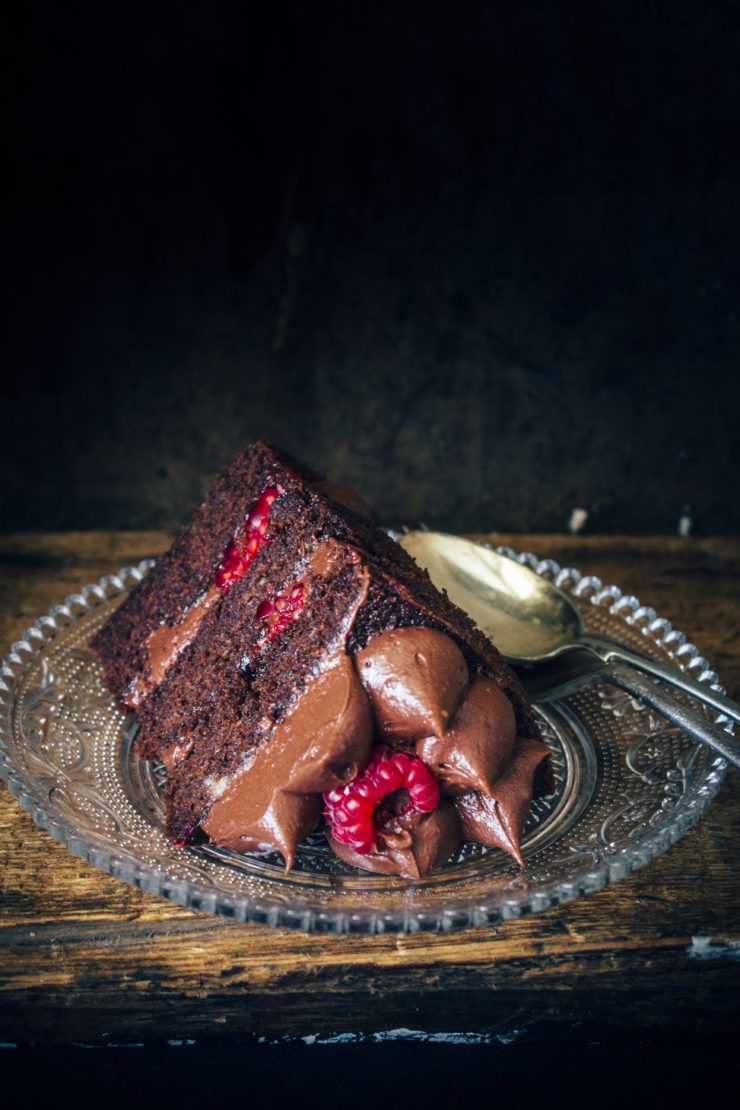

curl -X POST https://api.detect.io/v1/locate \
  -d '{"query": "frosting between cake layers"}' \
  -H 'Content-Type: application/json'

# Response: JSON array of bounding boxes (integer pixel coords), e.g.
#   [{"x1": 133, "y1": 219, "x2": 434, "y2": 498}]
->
[
  {"x1": 126, "y1": 584, "x2": 222, "y2": 709},
  {"x1": 160, "y1": 737, "x2": 194, "y2": 774}
]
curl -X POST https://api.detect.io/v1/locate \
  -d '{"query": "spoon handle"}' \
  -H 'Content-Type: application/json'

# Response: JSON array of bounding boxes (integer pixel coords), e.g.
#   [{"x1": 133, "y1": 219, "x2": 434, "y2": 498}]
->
[
  {"x1": 604, "y1": 661, "x2": 740, "y2": 768},
  {"x1": 581, "y1": 634, "x2": 740, "y2": 725}
]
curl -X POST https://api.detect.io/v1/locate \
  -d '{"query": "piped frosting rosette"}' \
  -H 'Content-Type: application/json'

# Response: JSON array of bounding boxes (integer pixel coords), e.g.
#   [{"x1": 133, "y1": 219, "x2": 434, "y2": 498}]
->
[{"x1": 325, "y1": 627, "x2": 552, "y2": 877}]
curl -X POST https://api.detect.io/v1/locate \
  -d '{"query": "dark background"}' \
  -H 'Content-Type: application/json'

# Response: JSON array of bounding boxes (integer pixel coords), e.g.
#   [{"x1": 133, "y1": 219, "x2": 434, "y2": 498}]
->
[
  {"x1": 3, "y1": 5, "x2": 739, "y2": 1093},
  {"x1": 4, "y1": 1, "x2": 739, "y2": 534}
]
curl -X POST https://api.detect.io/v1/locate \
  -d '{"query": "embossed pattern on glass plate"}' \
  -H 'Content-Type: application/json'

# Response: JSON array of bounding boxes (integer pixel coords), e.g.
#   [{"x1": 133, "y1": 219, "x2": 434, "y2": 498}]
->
[{"x1": 0, "y1": 549, "x2": 730, "y2": 933}]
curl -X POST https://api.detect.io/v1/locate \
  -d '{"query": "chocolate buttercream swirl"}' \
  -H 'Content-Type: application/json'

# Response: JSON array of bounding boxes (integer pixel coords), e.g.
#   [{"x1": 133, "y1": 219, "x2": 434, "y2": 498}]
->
[
  {"x1": 349, "y1": 627, "x2": 552, "y2": 875},
  {"x1": 455, "y1": 737, "x2": 552, "y2": 866},
  {"x1": 125, "y1": 584, "x2": 221, "y2": 709},
  {"x1": 416, "y1": 676, "x2": 516, "y2": 796},
  {"x1": 354, "y1": 627, "x2": 469, "y2": 742}
]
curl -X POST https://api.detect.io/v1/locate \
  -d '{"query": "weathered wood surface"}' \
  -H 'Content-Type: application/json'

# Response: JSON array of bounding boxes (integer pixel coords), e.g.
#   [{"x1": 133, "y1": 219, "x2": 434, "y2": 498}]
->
[{"x1": 1, "y1": 533, "x2": 738, "y2": 1044}]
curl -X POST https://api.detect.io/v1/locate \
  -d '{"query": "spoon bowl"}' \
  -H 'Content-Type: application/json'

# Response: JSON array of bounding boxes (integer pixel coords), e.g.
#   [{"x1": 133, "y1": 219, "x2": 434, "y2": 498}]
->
[
  {"x1": 400, "y1": 531, "x2": 582, "y2": 663},
  {"x1": 399, "y1": 530, "x2": 740, "y2": 767}
]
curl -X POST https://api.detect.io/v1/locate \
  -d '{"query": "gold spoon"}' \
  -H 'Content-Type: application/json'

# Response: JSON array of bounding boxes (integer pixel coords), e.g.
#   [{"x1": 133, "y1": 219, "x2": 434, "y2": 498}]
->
[{"x1": 400, "y1": 531, "x2": 740, "y2": 768}]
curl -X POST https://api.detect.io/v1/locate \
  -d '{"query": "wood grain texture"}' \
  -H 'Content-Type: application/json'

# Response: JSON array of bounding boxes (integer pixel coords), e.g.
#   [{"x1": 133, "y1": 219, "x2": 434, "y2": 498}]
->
[{"x1": 1, "y1": 533, "x2": 738, "y2": 1044}]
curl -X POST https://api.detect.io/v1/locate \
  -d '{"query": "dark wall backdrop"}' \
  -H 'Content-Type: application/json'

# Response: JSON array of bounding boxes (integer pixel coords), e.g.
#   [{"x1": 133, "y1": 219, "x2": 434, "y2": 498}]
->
[{"x1": 5, "y1": 2, "x2": 739, "y2": 534}]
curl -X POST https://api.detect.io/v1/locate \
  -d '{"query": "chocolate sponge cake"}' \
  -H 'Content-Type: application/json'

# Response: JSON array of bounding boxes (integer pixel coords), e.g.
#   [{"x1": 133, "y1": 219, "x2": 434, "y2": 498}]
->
[{"x1": 92, "y1": 442, "x2": 551, "y2": 878}]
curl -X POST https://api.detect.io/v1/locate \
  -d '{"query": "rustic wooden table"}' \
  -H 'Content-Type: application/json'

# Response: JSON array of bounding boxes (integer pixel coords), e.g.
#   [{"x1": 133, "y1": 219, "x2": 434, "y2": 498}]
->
[{"x1": 1, "y1": 532, "x2": 738, "y2": 1046}]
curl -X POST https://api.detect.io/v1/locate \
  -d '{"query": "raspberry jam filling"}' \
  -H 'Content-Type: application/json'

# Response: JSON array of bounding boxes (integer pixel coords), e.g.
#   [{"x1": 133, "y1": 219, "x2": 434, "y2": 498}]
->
[
  {"x1": 324, "y1": 745, "x2": 440, "y2": 854},
  {"x1": 214, "y1": 484, "x2": 285, "y2": 592},
  {"x1": 255, "y1": 582, "x2": 306, "y2": 651},
  {"x1": 172, "y1": 820, "x2": 202, "y2": 849}
]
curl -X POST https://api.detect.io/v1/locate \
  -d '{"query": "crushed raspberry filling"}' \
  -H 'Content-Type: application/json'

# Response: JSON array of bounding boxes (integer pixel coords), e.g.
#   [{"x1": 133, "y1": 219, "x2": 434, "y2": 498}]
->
[
  {"x1": 172, "y1": 820, "x2": 201, "y2": 848},
  {"x1": 255, "y1": 582, "x2": 306, "y2": 650},
  {"x1": 214, "y1": 484, "x2": 285, "y2": 592},
  {"x1": 324, "y1": 746, "x2": 440, "y2": 855}
]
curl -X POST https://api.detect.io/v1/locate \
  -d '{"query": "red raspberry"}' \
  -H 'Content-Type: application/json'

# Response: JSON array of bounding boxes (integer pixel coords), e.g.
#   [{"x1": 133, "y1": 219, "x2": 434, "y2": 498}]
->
[
  {"x1": 255, "y1": 581, "x2": 306, "y2": 650},
  {"x1": 172, "y1": 821, "x2": 200, "y2": 848},
  {"x1": 247, "y1": 487, "x2": 279, "y2": 536},
  {"x1": 214, "y1": 485, "x2": 285, "y2": 592},
  {"x1": 324, "y1": 746, "x2": 440, "y2": 855},
  {"x1": 244, "y1": 532, "x2": 261, "y2": 559},
  {"x1": 214, "y1": 542, "x2": 249, "y2": 590}
]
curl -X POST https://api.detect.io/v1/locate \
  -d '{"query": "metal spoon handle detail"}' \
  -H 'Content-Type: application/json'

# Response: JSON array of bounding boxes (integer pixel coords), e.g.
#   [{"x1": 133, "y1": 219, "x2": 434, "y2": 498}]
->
[
  {"x1": 605, "y1": 661, "x2": 740, "y2": 768},
  {"x1": 581, "y1": 634, "x2": 740, "y2": 725}
]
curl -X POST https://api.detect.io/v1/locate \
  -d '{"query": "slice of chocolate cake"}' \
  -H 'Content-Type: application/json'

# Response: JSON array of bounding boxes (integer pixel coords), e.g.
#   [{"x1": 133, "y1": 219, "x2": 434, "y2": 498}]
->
[{"x1": 93, "y1": 442, "x2": 552, "y2": 878}]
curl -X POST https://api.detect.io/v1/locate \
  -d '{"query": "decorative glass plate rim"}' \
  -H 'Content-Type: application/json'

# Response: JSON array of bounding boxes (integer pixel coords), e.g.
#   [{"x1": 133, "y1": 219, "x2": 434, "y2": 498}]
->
[{"x1": 0, "y1": 543, "x2": 730, "y2": 934}]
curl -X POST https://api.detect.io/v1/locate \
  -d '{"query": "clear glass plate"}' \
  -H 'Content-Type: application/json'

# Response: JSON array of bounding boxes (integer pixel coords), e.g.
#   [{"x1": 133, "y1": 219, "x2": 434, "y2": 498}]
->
[{"x1": 0, "y1": 546, "x2": 729, "y2": 933}]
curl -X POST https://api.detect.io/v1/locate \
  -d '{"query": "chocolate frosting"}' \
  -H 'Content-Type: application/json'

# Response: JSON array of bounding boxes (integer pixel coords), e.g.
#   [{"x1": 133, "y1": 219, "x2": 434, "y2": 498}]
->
[
  {"x1": 308, "y1": 537, "x2": 362, "y2": 579},
  {"x1": 126, "y1": 584, "x2": 221, "y2": 709},
  {"x1": 159, "y1": 738, "x2": 194, "y2": 774},
  {"x1": 202, "y1": 652, "x2": 373, "y2": 870},
  {"x1": 355, "y1": 627, "x2": 469, "y2": 742},
  {"x1": 416, "y1": 676, "x2": 516, "y2": 796},
  {"x1": 328, "y1": 800, "x2": 461, "y2": 880},
  {"x1": 455, "y1": 737, "x2": 552, "y2": 866}
]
